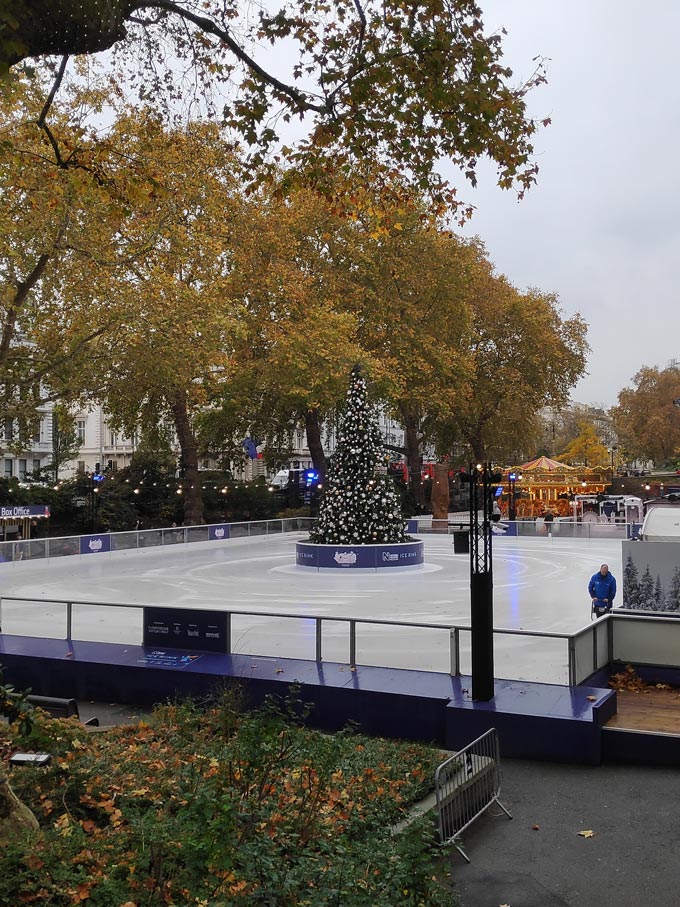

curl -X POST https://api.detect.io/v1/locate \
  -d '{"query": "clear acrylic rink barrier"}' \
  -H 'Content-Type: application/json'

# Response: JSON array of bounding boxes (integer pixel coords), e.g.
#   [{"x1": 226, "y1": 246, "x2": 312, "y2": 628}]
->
[{"x1": 0, "y1": 518, "x2": 672, "y2": 687}]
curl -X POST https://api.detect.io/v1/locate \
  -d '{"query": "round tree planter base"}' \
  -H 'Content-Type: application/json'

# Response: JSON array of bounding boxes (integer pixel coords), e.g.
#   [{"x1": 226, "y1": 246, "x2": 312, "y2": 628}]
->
[{"x1": 296, "y1": 539, "x2": 424, "y2": 569}]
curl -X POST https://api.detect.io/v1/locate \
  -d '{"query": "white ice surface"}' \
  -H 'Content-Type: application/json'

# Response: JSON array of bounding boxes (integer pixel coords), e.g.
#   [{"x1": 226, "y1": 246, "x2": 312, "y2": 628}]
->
[{"x1": 0, "y1": 533, "x2": 622, "y2": 684}]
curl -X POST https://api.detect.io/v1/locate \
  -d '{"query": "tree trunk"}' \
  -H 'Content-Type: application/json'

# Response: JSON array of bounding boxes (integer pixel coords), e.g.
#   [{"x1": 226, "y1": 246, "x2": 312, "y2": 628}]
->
[
  {"x1": 470, "y1": 435, "x2": 486, "y2": 463},
  {"x1": 169, "y1": 388, "x2": 204, "y2": 525},
  {"x1": 304, "y1": 408, "x2": 326, "y2": 484},
  {"x1": 431, "y1": 463, "x2": 450, "y2": 531},
  {"x1": 0, "y1": 767, "x2": 39, "y2": 839},
  {"x1": 402, "y1": 413, "x2": 425, "y2": 510}
]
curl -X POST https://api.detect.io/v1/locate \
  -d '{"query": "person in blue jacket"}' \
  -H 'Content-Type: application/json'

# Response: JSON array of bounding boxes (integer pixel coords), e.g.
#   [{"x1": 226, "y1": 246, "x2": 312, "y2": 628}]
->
[{"x1": 589, "y1": 563, "x2": 617, "y2": 616}]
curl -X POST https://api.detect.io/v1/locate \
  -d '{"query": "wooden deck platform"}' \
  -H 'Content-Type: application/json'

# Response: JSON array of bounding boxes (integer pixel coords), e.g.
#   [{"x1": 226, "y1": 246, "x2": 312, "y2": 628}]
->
[{"x1": 605, "y1": 688, "x2": 680, "y2": 736}]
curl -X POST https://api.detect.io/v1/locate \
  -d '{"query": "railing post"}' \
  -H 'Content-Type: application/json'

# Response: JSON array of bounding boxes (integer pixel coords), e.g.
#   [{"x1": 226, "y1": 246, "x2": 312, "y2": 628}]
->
[
  {"x1": 315, "y1": 618, "x2": 322, "y2": 662},
  {"x1": 568, "y1": 636, "x2": 576, "y2": 685},
  {"x1": 66, "y1": 602, "x2": 73, "y2": 642},
  {"x1": 225, "y1": 612, "x2": 231, "y2": 655},
  {"x1": 449, "y1": 628, "x2": 460, "y2": 676},
  {"x1": 608, "y1": 613, "x2": 614, "y2": 666},
  {"x1": 593, "y1": 621, "x2": 599, "y2": 675},
  {"x1": 349, "y1": 620, "x2": 356, "y2": 667}
]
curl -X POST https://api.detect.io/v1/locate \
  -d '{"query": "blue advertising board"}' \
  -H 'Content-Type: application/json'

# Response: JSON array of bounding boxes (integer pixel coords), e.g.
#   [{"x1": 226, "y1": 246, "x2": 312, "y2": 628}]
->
[
  {"x1": 79, "y1": 534, "x2": 112, "y2": 555},
  {"x1": 143, "y1": 607, "x2": 228, "y2": 653},
  {"x1": 296, "y1": 541, "x2": 424, "y2": 569},
  {"x1": 209, "y1": 524, "x2": 231, "y2": 541}
]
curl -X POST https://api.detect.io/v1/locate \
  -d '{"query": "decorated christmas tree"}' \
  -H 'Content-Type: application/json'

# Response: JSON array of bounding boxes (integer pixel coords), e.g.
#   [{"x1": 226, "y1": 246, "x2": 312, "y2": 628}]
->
[{"x1": 310, "y1": 367, "x2": 407, "y2": 545}]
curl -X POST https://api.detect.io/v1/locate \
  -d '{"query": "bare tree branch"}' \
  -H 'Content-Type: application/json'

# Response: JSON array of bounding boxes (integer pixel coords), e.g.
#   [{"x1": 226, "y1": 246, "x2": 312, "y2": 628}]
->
[
  {"x1": 140, "y1": 0, "x2": 329, "y2": 114},
  {"x1": 36, "y1": 55, "x2": 70, "y2": 168}
]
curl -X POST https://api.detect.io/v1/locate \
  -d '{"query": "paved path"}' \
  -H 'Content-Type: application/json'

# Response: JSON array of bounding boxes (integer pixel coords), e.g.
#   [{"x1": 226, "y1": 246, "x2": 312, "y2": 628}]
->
[{"x1": 452, "y1": 757, "x2": 680, "y2": 907}]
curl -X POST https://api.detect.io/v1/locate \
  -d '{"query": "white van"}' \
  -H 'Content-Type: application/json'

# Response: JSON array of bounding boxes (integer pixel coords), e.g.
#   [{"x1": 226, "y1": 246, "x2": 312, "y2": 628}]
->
[{"x1": 640, "y1": 503, "x2": 680, "y2": 541}]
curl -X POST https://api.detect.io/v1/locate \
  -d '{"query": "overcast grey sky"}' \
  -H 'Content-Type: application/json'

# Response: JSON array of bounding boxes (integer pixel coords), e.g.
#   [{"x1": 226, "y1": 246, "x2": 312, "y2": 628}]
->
[{"x1": 453, "y1": 1, "x2": 680, "y2": 408}]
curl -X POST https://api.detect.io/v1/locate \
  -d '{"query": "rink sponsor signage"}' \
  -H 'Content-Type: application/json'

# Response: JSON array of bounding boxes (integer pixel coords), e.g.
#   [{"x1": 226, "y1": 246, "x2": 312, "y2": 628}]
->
[
  {"x1": 0, "y1": 504, "x2": 50, "y2": 519},
  {"x1": 143, "y1": 607, "x2": 228, "y2": 652},
  {"x1": 79, "y1": 534, "x2": 111, "y2": 555},
  {"x1": 296, "y1": 541, "x2": 424, "y2": 569},
  {"x1": 209, "y1": 524, "x2": 231, "y2": 541}
]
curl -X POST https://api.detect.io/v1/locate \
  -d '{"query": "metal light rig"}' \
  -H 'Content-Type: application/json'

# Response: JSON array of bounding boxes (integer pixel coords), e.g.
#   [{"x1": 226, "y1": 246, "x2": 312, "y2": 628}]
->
[{"x1": 468, "y1": 462, "x2": 502, "y2": 701}]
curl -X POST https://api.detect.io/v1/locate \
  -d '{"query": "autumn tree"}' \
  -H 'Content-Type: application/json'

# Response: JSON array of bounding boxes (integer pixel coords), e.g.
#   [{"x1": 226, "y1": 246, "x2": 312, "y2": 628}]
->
[
  {"x1": 448, "y1": 262, "x2": 589, "y2": 462},
  {"x1": 200, "y1": 185, "x2": 372, "y2": 485},
  {"x1": 341, "y1": 208, "x2": 476, "y2": 507},
  {"x1": 91, "y1": 120, "x2": 247, "y2": 525},
  {"x1": 2, "y1": 1, "x2": 547, "y2": 216},
  {"x1": 0, "y1": 67, "x2": 173, "y2": 437},
  {"x1": 559, "y1": 419, "x2": 609, "y2": 467},
  {"x1": 612, "y1": 366, "x2": 680, "y2": 466},
  {"x1": 534, "y1": 403, "x2": 615, "y2": 461}
]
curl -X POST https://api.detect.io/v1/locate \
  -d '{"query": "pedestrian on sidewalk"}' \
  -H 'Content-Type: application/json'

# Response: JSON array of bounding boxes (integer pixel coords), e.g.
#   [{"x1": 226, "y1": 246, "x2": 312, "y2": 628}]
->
[{"x1": 589, "y1": 563, "x2": 616, "y2": 617}]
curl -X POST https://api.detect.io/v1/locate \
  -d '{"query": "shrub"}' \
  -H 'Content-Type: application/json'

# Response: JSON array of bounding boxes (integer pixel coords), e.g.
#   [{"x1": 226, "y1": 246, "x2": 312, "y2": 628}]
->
[{"x1": 2, "y1": 691, "x2": 455, "y2": 905}]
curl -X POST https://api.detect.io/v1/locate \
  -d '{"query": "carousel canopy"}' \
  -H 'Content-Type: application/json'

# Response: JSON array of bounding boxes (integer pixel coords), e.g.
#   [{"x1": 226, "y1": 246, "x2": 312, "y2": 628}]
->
[{"x1": 516, "y1": 456, "x2": 575, "y2": 472}]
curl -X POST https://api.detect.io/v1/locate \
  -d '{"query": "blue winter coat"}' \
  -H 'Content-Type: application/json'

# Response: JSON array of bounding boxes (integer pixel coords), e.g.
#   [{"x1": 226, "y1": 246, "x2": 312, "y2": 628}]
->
[{"x1": 589, "y1": 571, "x2": 617, "y2": 604}]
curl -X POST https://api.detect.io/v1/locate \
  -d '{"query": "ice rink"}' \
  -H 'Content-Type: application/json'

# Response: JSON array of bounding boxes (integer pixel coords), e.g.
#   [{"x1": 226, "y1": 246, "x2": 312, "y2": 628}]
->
[{"x1": 0, "y1": 532, "x2": 623, "y2": 684}]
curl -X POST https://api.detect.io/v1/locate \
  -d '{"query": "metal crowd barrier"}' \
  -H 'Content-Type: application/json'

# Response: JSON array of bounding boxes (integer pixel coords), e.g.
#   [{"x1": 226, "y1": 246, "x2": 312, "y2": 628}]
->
[{"x1": 434, "y1": 727, "x2": 511, "y2": 862}]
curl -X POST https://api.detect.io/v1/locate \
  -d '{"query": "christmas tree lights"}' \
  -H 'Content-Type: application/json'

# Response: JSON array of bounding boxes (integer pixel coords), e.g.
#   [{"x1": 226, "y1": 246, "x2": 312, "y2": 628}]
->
[{"x1": 310, "y1": 367, "x2": 407, "y2": 545}]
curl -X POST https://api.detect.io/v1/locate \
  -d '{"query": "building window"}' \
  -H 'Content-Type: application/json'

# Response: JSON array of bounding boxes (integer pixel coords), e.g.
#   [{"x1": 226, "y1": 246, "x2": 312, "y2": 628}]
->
[
  {"x1": 32, "y1": 422, "x2": 41, "y2": 443},
  {"x1": 110, "y1": 431, "x2": 118, "y2": 446},
  {"x1": 3, "y1": 419, "x2": 12, "y2": 442},
  {"x1": 77, "y1": 461, "x2": 85, "y2": 473},
  {"x1": 33, "y1": 459, "x2": 41, "y2": 474},
  {"x1": 18, "y1": 459, "x2": 27, "y2": 479},
  {"x1": 4, "y1": 458, "x2": 12, "y2": 477},
  {"x1": 77, "y1": 420, "x2": 86, "y2": 444}
]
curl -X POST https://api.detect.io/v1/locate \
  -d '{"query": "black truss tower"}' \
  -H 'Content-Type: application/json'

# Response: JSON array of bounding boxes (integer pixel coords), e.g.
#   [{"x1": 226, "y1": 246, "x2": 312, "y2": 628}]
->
[{"x1": 469, "y1": 462, "x2": 496, "y2": 701}]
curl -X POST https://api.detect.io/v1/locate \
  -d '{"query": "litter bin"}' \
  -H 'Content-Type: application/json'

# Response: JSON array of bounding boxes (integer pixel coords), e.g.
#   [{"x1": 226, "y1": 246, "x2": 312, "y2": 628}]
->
[{"x1": 452, "y1": 529, "x2": 469, "y2": 554}]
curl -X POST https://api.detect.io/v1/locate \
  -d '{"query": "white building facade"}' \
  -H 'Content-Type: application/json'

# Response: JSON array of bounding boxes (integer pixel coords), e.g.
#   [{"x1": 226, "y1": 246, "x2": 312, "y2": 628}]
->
[{"x1": 1, "y1": 404, "x2": 54, "y2": 481}]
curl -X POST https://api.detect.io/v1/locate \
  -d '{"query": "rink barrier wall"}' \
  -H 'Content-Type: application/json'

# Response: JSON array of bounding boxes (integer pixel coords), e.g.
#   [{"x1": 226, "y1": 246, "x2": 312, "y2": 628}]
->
[
  {"x1": 0, "y1": 635, "x2": 616, "y2": 763},
  {"x1": 0, "y1": 517, "x2": 317, "y2": 565},
  {"x1": 4, "y1": 594, "x2": 678, "y2": 688},
  {"x1": 0, "y1": 516, "x2": 640, "y2": 565}
]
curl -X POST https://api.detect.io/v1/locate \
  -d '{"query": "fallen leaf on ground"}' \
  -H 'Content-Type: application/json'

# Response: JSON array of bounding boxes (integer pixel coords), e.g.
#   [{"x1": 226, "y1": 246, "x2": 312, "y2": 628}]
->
[
  {"x1": 586, "y1": 695, "x2": 597, "y2": 701},
  {"x1": 532, "y1": 824, "x2": 540, "y2": 830},
  {"x1": 578, "y1": 829, "x2": 595, "y2": 838}
]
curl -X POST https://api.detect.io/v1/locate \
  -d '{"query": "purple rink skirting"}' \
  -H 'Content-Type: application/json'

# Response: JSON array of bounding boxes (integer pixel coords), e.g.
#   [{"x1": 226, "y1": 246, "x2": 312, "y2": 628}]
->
[{"x1": 296, "y1": 539, "x2": 424, "y2": 569}]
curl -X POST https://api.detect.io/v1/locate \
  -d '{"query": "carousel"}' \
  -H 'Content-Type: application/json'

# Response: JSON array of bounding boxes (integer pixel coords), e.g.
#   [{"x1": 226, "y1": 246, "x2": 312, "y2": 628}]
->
[{"x1": 503, "y1": 456, "x2": 610, "y2": 519}]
